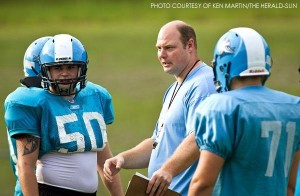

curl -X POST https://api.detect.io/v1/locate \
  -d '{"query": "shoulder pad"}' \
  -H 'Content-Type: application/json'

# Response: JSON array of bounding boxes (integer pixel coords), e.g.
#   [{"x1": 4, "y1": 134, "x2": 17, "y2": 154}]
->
[{"x1": 20, "y1": 76, "x2": 42, "y2": 88}]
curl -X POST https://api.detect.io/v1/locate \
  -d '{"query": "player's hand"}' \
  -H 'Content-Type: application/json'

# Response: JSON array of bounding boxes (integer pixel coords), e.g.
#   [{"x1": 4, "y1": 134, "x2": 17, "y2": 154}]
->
[
  {"x1": 103, "y1": 156, "x2": 124, "y2": 183},
  {"x1": 146, "y1": 169, "x2": 172, "y2": 196}
]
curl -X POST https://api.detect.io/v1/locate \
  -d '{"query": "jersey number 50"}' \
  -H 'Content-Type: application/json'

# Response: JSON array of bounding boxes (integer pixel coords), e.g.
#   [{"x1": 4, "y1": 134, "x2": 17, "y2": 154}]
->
[{"x1": 56, "y1": 112, "x2": 106, "y2": 153}]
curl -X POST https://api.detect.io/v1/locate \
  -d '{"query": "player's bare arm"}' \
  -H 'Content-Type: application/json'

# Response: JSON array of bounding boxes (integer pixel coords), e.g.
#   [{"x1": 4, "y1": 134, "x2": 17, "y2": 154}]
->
[
  {"x1": 16, "y1": 134, "x2": 39, "y2": 155},
  {"x1": 287, "y1": 151, "x2": 300, "y2": 196},
  {"x1": 98, "y1": 143, "x2": 124, "y2": 196},
  {"x1": 16, "y1": 134, "x2": 40, "y2": 196},
  {"x1": 189, "y1": 150, "x2": 224, "y2": 196}
]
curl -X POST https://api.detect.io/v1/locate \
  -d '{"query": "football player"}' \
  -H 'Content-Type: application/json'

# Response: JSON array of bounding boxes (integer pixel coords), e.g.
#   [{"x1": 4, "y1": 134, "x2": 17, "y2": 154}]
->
[
  {"x1": 6, "y1": 36, "x2": 51, "y2": 196},
  {"x1": 189, "y1": 27, "x2": 300, "y2": 195},
  {"x1": 5, "y1": 34, "x2": 123, "y2": 195}
]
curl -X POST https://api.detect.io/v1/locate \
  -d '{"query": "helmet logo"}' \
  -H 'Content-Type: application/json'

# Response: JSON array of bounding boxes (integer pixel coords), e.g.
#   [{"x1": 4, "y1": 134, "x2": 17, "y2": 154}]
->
[
  {"x1": 67, "y1": 98, "x2": 75, "y2": 103},
  {"x1": 56, "y1": 57, "x2": 72, "y2": 61},
  {"x1": 218, "y1": 39, "x2": 235, "y2": 56},
  {"x1": 249, "y1": 69, "x2": 265, "y2": 73}
]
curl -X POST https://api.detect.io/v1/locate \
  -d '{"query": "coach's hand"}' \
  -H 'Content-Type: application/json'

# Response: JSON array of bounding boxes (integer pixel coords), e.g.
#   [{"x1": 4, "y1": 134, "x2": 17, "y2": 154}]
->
[
  {"x1": 147, "y1": 168, "x2": 172, "y2": 196},
  {"x1": 103, "y1": 156, "x2": 124, "y2": 183}
]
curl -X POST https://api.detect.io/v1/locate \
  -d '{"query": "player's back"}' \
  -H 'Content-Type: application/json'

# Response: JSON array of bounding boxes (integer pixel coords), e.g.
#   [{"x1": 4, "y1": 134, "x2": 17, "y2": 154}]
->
[
  {"x1": 222, "y1": 86, "x2": 299, "y2": 195},
  {"x1": 199, "y1": 86, "x2": 300, "y2": 196}
]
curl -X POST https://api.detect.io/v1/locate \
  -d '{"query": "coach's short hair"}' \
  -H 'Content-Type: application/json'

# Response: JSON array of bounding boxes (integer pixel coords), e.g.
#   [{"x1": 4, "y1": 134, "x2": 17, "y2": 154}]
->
[{"x1": 177, "y1": 23, "x2": 197, "y2": 50}]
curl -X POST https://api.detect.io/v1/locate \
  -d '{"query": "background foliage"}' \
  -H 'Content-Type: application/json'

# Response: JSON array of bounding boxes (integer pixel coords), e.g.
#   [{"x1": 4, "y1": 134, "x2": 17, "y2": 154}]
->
[{"x1": 0, "y1": 0, "x2": 299, "y2": 195}]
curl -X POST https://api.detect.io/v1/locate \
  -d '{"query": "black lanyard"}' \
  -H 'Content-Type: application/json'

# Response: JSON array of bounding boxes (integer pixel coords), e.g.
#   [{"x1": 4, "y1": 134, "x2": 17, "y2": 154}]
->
[
  {"x1": 153, "y1": 59, "x2": 200, "y2": 149},
  {"x1": 167, "y1": 59, "x2": 200, "y2": 109}
]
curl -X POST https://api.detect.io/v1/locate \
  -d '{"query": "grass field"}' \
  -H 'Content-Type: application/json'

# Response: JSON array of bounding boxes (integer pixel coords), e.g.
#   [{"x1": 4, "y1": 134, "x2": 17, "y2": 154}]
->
[{"x1": 0, "y1": 0, "x2": 299, "y2": 195}]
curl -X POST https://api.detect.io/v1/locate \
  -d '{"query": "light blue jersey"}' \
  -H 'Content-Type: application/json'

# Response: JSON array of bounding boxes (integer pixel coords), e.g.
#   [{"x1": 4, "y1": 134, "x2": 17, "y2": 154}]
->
[
  {"x1": 4, "y1": 82, "x2": 114, "y2": 194},
  {"x1": 194, "y1": 86, "x2": 300, "y2": 196},
  {"x1": 148, "y1": 63, "x2": 216, "y2": 196}
]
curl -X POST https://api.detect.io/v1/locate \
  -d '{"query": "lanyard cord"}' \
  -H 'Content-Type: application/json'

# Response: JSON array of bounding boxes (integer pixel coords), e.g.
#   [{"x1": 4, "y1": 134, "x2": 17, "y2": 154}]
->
[
  {"x1": 152, "y1": 59, "x2": 200, "y2": 149},
  {"x1": 167, "y1": 59, "x2": 200, "y2": 109}
]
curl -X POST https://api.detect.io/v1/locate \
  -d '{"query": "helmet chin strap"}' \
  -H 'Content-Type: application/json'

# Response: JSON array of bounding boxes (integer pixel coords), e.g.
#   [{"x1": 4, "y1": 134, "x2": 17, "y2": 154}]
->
[
  {"x1": 50, "y1": 81, "x2": 77, "y2": 96},
  {"x1": 58, "y1": 86, "x2": 73, "y2": 95}
]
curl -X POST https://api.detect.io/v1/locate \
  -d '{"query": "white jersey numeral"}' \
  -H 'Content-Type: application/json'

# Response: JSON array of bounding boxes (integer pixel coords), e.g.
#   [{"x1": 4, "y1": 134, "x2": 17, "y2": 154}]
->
[
  {"x1": 83, "y1": 112, "x2": 106, "y2": 150},
  {"x1": 56, "y1": 112, "x2": 106, "y2": 153},
  {"x1": 261, "y1": 121, "x2": 295, "y2": 177}
]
